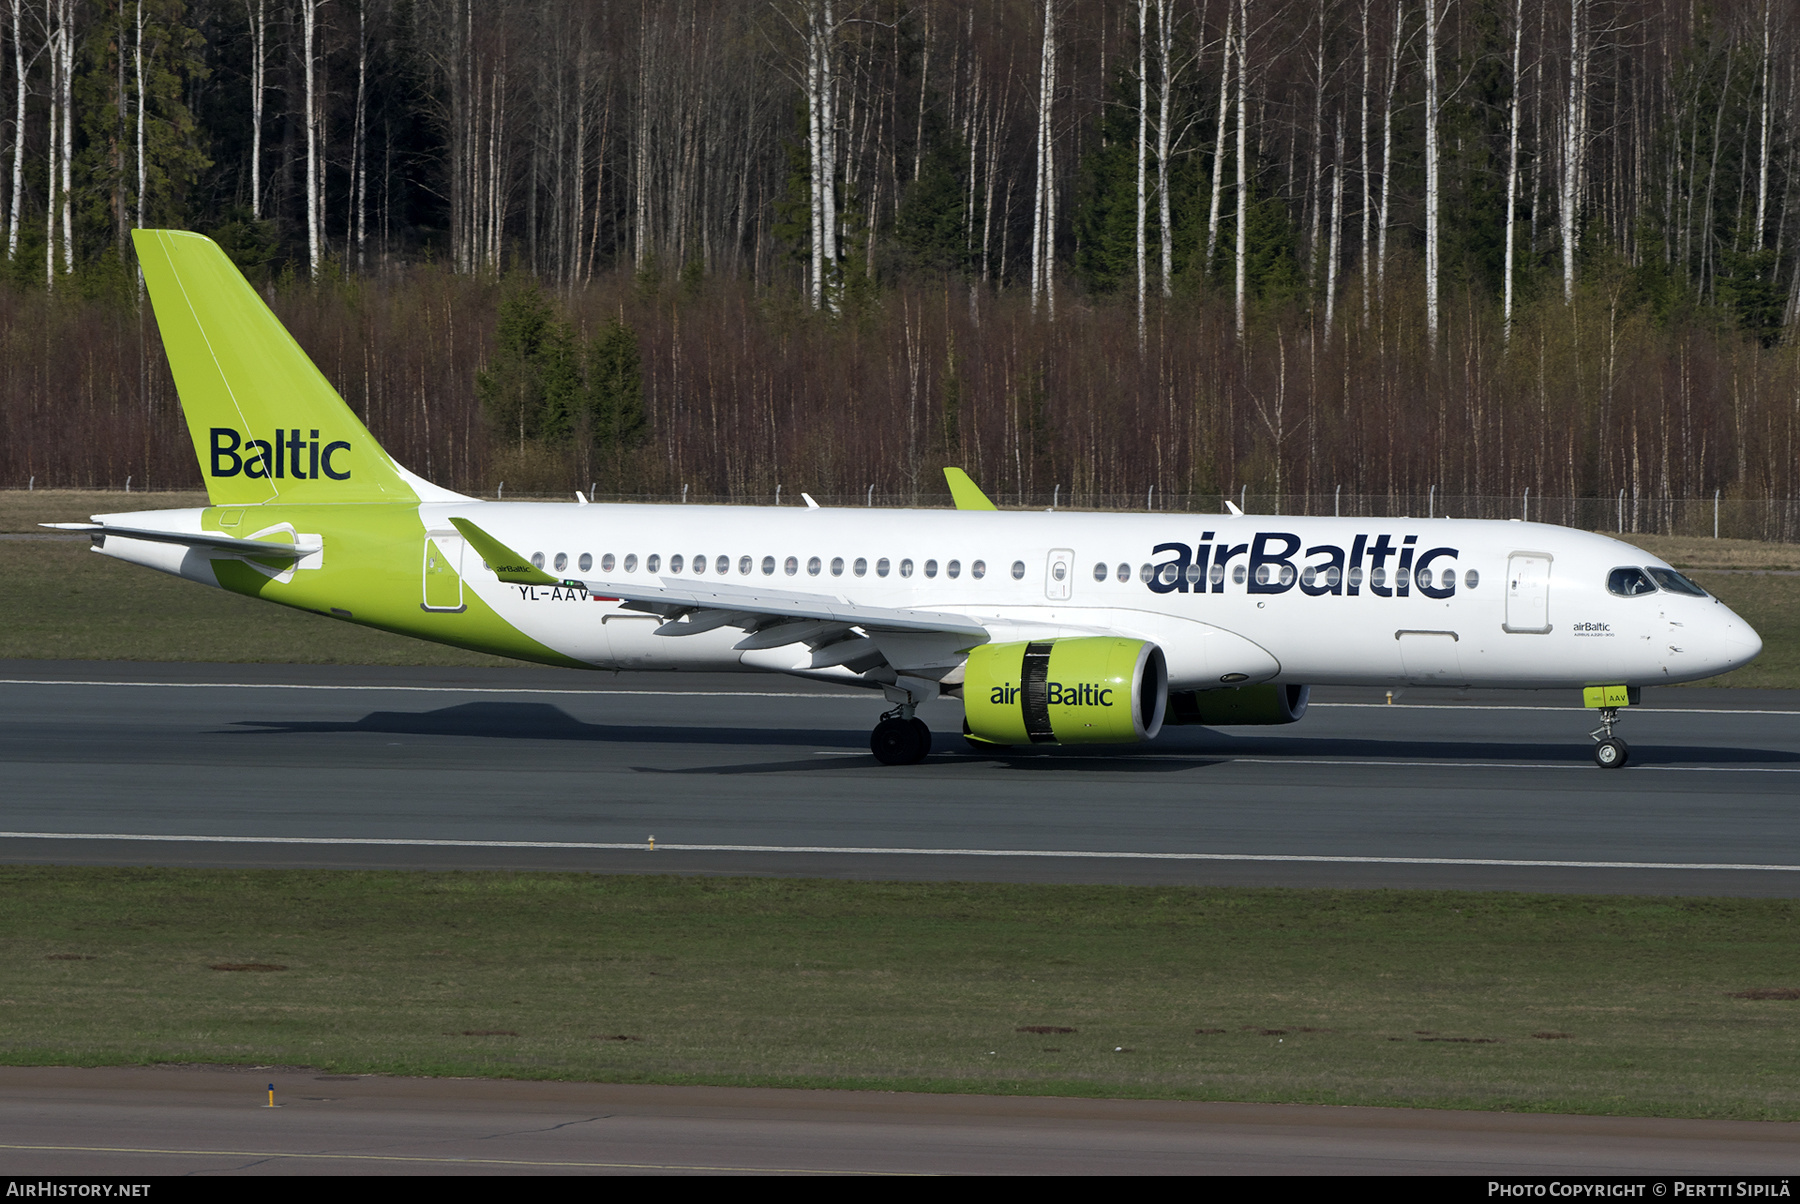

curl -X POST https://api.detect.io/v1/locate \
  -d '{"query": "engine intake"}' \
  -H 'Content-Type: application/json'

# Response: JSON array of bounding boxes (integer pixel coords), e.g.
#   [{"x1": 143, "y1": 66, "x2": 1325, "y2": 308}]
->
[{"x1": 963, "y1": 638, "x2": 1167, "y2": 745}]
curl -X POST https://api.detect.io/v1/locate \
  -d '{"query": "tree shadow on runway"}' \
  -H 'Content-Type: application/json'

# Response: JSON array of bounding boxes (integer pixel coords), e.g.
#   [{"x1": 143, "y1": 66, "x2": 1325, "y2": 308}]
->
[{"x1": 223, "y1": 700, "x2": 1800, "y2": 771}]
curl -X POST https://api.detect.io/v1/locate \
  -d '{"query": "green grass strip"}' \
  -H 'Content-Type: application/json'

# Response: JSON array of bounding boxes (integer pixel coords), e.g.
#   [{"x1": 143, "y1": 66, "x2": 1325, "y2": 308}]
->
[{"x1": 5, "y1": 869, "x2": 1798, "y2": 1119}]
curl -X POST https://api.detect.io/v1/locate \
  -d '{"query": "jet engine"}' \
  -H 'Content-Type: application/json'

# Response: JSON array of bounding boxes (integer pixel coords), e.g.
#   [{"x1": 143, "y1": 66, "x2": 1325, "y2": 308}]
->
[
  {"x1": 1166, "y1": 683, "x2": 1311, "y2": 726},
  {"x1": 962, "y1": 638, "x2": 1167, "y2": 745}
]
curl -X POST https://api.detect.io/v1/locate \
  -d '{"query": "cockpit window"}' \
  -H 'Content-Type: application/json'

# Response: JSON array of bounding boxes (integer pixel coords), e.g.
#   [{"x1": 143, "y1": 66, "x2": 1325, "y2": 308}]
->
[
  {"x1": 1646, "y1": 566, "x2": 1709, "y2": 598},
  {"x1": 1607, "y1": 567, "x2": 1658, "y2": 597}
]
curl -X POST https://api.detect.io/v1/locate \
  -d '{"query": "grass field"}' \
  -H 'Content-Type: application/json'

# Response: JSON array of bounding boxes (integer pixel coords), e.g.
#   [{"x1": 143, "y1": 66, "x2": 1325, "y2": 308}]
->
[
  {"x1": 4, "y1": 869, "x2": 1798, "y2": 1119},
  {"x1": 1, "y1": 491, "x2": 1793, "y2": 685}
]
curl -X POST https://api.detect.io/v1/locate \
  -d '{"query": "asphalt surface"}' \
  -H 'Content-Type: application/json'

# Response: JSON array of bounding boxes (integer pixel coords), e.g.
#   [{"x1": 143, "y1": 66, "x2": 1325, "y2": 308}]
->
[
  {"x1": 3, "y1": 1066, "x2": 1797, "y2": 1176},
  {"x1": 2, "y1": 659, "x2": 1798, "y2": 895}
]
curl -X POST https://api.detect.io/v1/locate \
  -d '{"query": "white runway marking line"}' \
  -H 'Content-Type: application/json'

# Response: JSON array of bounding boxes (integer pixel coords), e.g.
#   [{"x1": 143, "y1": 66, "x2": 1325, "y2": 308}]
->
[
  {"x1": 0, "y1": 679, "x2": 1796, "y2": 716},
  {"x1": 1, "y1": 831, "x2": 1795, "y2": 872}
]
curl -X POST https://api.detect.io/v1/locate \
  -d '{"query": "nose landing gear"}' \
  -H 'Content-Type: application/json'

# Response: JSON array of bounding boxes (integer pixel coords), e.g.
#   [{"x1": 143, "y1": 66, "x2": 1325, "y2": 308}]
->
[
  {"x1": 871, "y1": 705, "x2": 932, "y2": 765},
  {"x1": 1590, "y1": 707, "x2": 1629, "y2": 769}
]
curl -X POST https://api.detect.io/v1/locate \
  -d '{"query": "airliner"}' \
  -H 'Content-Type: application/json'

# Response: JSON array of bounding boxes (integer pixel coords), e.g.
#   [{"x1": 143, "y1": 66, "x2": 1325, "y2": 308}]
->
[{"x1": 50, "y1": 231, "x2": 1762, "y2": 768}]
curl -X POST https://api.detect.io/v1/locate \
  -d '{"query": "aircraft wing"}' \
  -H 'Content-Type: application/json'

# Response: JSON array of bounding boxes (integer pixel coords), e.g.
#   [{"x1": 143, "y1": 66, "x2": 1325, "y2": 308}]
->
[
  {"x1": 42, "y1": 522, "x2": 321, "y2": 559},
  {"x1": 565, "y1": 575, "x2": 990, "y2": 639}
]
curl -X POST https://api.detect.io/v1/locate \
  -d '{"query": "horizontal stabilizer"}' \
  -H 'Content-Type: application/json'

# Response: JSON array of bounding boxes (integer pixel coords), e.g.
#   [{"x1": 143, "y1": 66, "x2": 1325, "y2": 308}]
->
[{"x1": 42, "y1": 522, "x2": 319, "y2": 559}]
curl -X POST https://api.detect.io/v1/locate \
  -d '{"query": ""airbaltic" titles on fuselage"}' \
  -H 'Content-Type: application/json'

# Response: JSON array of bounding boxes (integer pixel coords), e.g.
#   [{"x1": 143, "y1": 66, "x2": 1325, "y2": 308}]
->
[{"x1": 1144, "y1": 531, "x2": 1462, "y2": 598}]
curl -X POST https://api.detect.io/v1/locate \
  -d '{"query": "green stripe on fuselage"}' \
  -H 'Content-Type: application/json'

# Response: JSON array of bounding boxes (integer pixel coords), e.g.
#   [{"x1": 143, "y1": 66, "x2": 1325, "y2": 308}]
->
[{"x1": 202, "y1": 503, "x2": 587, "y2": 669}]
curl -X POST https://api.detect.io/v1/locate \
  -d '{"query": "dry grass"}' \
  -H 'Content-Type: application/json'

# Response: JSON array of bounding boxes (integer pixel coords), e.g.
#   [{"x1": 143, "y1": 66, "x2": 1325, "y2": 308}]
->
[
  {"x1": 0, "y1": 489, "x2": 210, "y2": 533},
  {"x1": 1611, "y1": 532, "x2": 1800, "y2": 571}
]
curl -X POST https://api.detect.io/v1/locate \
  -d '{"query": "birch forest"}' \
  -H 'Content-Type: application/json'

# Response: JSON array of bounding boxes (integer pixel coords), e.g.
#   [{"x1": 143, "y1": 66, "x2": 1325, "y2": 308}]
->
[{"x1": 3, "y1": 0, "x2": 1799, "y2": 534}]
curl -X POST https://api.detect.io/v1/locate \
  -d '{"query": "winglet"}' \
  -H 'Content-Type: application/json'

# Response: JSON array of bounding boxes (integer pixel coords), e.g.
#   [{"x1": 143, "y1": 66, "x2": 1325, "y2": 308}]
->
[
  {"x1": 449, "y1": 517, "x2": 561, "y2": 586},
  {"x1": 944, "y1": 467, "x2": 998, "y2": 511}
]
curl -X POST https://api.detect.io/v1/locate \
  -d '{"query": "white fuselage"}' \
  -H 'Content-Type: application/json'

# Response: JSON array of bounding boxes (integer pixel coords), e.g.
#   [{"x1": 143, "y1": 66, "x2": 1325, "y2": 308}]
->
[{"x1": 413, "y1": 503, "x2": 1760, "y2": 692}]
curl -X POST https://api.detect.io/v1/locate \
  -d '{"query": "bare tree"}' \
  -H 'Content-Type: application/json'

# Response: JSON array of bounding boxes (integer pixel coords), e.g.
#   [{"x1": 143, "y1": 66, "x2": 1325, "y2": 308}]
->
[
  {"x1": 1502, "y1": 0, "x2": 1523, "y2": 341},
  {"x1": 245, "y1": 0, "x2": 267, "y2": 219},
  {"x1": 1423, "y1": 0, "x2": 1441, "y2": 349}
]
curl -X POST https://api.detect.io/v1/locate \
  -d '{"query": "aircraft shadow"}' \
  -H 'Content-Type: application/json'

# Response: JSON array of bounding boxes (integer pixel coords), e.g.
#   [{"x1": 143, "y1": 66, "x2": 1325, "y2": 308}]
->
[
  {"x1": 228, "y1": 701, "x2": 866, "y2": 751},
  {"x1": 225, "y1": 701, "x2": 1799, "y2": 770}
]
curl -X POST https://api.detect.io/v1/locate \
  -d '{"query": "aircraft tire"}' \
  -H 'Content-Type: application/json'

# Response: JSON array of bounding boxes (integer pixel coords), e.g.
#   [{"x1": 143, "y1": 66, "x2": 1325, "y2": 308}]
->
[
  {"x1": 908, "y1": 718, "x2": 932, "y2": 762},
  {"x1": 1594, "y1": 738, "x2": 1629, "y2": 769},
  {"x1": 872, "y1": 717, "x2": 926, "y2": 765}
]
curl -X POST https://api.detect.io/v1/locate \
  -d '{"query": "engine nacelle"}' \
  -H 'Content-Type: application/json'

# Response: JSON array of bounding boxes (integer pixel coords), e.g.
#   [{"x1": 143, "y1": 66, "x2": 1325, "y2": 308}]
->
[
  {"x1": 963, "y1": 638, "x2": 1167, "y2": 745},
  {"x1": 1166, "y1": 683, "x2": 1311, "y2": 726}
]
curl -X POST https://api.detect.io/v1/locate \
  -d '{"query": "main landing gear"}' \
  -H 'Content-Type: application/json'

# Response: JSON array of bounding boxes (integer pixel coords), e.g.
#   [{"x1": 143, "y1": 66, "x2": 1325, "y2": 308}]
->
[
  {"x1": 871, "y1": 705, "x2": 932, "y2": 765},
  {"x1": 1590, "y1": 707, "x2": 1629, "y2": 769}
]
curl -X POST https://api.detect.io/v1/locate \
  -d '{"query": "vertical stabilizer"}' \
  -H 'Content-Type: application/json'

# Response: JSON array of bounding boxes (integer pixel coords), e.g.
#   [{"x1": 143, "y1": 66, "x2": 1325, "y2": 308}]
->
[{"x1": 133, "y1": 228, "x2": 440, "y2": 506}]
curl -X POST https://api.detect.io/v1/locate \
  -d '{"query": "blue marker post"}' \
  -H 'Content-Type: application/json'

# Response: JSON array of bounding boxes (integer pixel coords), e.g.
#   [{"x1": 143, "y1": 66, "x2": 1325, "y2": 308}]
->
[{"x1": 267, "y1": 1083, "x2": 275, "y2": 1108}]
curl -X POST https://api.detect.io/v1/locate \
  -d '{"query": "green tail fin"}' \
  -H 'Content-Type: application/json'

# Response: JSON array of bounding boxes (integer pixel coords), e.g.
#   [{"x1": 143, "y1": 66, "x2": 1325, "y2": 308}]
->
[{"x1": 133, "y1": 229, "x2": 438, "y2": 506}]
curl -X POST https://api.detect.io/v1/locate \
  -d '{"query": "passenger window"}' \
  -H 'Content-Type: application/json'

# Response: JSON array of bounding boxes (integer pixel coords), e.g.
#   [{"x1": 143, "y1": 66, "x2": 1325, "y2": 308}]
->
[
  {"x1": 854, "y1": 557, "x2": 868, "y2": 577},
  {"x1": 1326, "y1": 566, "x2": 1341, "y2": 587},
  {"x1": 1395, "y1": 566, "x2": 1410, "y2": 589},
  {"x1": 717, "y1": 555, "x2": 730, "y2": 574},
  {"x1": 1302, "y1": 566, "x2": 1317, "y2": 588},
  {"x1": 1417, "y1": 567, "x2": 1432, "y2": 588},
  {"x1": 624, "y1": 554, "x2": 639, "y2": 572},
  {"x1": 647, "y1": 554, "x2": 662, "y2": 573},
  {"x1": 831, "y1": 557, "x2": 845, "y2": 576},
  {"x1": 900, "y1": 558, "x2": 914, "y2": 578},
  {"x1": 579, "y1": 553, "x2": 593, "y2": 572},
  {"x1": 971, "y1": 560, "x2": 986, "y2": 579},
  {"x1": 1209, "y1": 563, "x2": 1225, "y2": 586},
  {"x1": 1011, "y1": 560, "x2": 1026, "y2": 580},
  {"x1": 1185, "y1": 563, "x2": 1203, "y2": 586},
  {"x1": 692, "y1": 554, "x2": 706, "y2": 574},
  {"x1": 1232, "y1": 565, "x2": 1247, "y2": 585},
  {"x1": 1347, "y1": 566, "x2": 1363, "y2": 588},
  {"x1": 1646, "y1": 567, "x2": 1708, "y2": 597},
  {"x1": 601, "y1": 553, "x2": 615, "y2": 572},
  {"x1": 924, "y1": 559, "x2": 938, "y2": 578},
  {"x1": 553, "y1": 552, "x2": 568, "y2": 572},
  {"x1": 739, "y1": 555, "x2": 752, "y2": 574},
  {"x1": 1464, "y1": 569, "x2": 1479, "y2": 589},
  {"x1": 531, "y1": 552, "x2": 546, "y2": 569},
  {"x1": 1093, "y1": 562, "x2": 1108, "y2": 582},
  {"x1": 807, "y1": 556, "x2": 822, "y2": 576},
  {"x1": 1158, "y1": 564, "x2": 1179, "y2": 586},
  {"x1": 761, "y1": 555, "x2": 776, "y2": 575},
  {"x1": 1370, "y1": 566, "x2": 1386, "y2": 588},
  {"x1": 946, "y1": 559, "x2": 961, "y2": 578},
  {"x1": 1116, "y1": 563, "x2": 1130, "y2": 583},
  {"x1": 877, "y1": 558, "x2": 891, "y2": 577},
  {"x1": 670, "y1": 554, "x2": 684, "y2": 573},
  {"x1": 785, "y1": 556, "x2": 799, "y2": 576},
  {"x1": 1140, "y1": 564, "x2": 1153, "y2": 583}
]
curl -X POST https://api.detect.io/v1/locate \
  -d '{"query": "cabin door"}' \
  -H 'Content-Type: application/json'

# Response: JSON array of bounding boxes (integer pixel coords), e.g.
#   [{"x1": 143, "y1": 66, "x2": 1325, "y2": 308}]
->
[
  {"x1": 1503, "y1": 552, "x2": 1552, "y2": 633},
  {"x1": 422, "y1": 534, "x2": 467, "y2": 612}
]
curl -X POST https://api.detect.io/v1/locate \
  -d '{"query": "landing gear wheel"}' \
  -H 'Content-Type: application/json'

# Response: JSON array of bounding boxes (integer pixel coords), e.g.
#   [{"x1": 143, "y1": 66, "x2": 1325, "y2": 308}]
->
[
  {"x1": 1594, "y1": 738, "x2": 1629, "y2": 769},
  {"x1": 871, "y1": 717, "x2": 930, "y2": 765}
]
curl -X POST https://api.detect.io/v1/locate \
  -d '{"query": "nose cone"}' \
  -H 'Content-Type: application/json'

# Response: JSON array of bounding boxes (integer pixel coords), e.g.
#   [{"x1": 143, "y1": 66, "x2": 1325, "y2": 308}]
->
[{"x1": 1708, "y1": 605, "x2": 1763, "y2": 675}]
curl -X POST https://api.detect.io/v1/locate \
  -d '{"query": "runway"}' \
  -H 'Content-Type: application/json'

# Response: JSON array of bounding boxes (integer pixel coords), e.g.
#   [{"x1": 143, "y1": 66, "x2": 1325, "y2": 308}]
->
[
  {"x1": 3, "y1": 660, "x2": 1797, "y2": 894},
  {"x1": 5, "y1": 1066, "x2": 1799, "y2": 1176}
]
